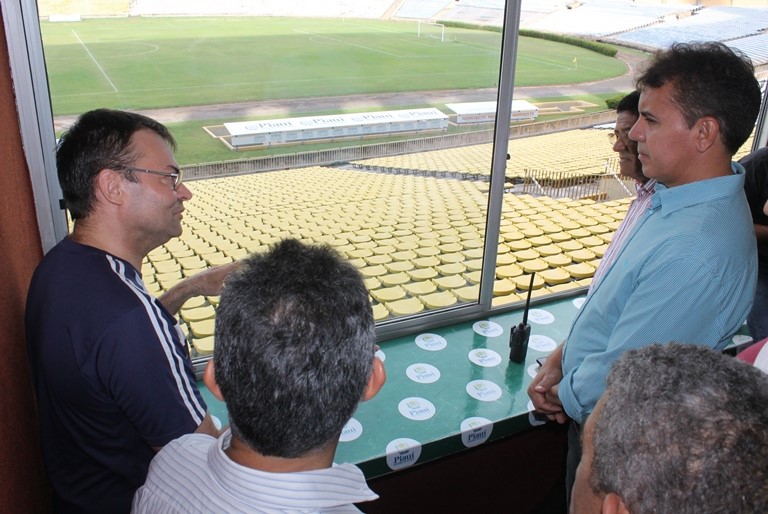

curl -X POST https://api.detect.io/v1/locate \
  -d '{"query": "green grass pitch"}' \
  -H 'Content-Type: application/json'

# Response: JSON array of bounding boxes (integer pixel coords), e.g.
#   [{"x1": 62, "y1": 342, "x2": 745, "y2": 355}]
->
[{"x1": 41, "y1": 16, "x2": 626, "y2": 116}]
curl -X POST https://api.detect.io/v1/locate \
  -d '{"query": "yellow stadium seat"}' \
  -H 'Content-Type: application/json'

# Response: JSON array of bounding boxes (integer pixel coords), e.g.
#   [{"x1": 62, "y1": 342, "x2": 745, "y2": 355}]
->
[
  {"x1": 519, "y1": 259, "x2": 549, "y2": 273},
  {"x1": 365, "y1": 254, "x2": 392, "y2": 265},
  {"x1": 433, "y1": 274, "x2": 467, "y2": 290},
  {"x1": 539, "y1": 268, "x2": 571, "y2": 285},
  {"x1": 493, "y1": 279, "x2": 517, "y2": 296},
  {"x1": 370, "y1": 286, "x2": 407, "y2": 303},
  {"x1": 543, "y1": 253, "x2": 572, "y2": 267},
  {"x1": 359, "y1": 264, "x2": 388, "y2": 278},
  {"x1": 436, "y1": 262, "x2": 467, "y2": 275},
  {"x1": 564, "y1": 262, "x2": 596, "y2": 279},
  {"x1": 407, "y1": 267, "x2": 439, "y2": 280},
  {"x1": 372, "y1": 303, "x2": 390, "y2": 321},
  {"x1": 189, "y1": 319, "x2": 215, "y2": 338},
  {"x1": 379, "y1": 272, "x2": 410, "y2": 286},
  {"x1": 194, "y1": 336, "x2": 215, "y2": 356},
  {"x1": 454, "y1": 284, "x2": 480, "y2": 302},
  {"x1": 512, "y1": 249, "x2": 540, "y2": 261},
  {"x1": 567, "y1": 249, "x2": 597, "y2": 263},
  {"x1": 386, "y1": 297, "x2": 424, "y2": 316},
  {"x1": 403, "y1": 281, "x2": 437, "y2": 296},
  {"x1": 421, "y1": 291, "x2": 458, "y2": 309},
  {"x1": 181, "y1": 305, "x2": 216, "y2": 323}
]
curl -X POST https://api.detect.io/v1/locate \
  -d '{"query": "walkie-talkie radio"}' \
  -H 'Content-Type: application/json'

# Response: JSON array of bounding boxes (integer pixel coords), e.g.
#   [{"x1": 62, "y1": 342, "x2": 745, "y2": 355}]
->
[{"x1": 509, "y1": 272, "x2": 535, "y2": 363}]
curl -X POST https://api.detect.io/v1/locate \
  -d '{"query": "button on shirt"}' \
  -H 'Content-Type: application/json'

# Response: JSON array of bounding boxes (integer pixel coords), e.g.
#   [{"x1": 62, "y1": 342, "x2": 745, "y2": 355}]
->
[{"x1": 560, "y1": 164, "x2": 757, "y2": 425}]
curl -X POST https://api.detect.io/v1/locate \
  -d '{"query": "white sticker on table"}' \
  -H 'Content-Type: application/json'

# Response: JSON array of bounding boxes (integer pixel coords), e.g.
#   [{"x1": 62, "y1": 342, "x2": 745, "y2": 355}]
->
[
  {"x1": 468, "y1": 348, "x2": 502, "y2": 367},
  {"x1": 375, "y1": 348, "x2": 386, "y2": 362},
  {"x1": 339, "y1": 418, "x2": 363, "y2": 442},
  {"x1": 415, "y1": 333, "x2": 448, "y2": 351},
  {"x1": 572, "y1": 297, "x2": 586, "y2": 309},
  {"x1": 466, "y1": 380, "x2": 502, "y2": 402},
  {"x1": 406, "y1": 363, "x2": 441, "y2": 384},
  {"x1": 527, "y1": 309, "x2": 555, "y2": 325},
  {"x1": 527, "y1": 363, "x2": 539, "y2": 379},
  {"x1": 528, "y1": 334, "x2": 557, "y2": 352},
  {"x1": 732, "y1": 334, "x2": 753, "y2": 346},
  {"x1": 386, "y1": 438, "x2": 422, "y2": 470},
  {"x1": 461, "y1": 417, "x2": 493, "y2": 447},
  {"x1": 472, "y1": 320, "x2": 504, "y2": 337},
  {"x1": 398, "y1": 397, "x2": 437, "y2": 421}
]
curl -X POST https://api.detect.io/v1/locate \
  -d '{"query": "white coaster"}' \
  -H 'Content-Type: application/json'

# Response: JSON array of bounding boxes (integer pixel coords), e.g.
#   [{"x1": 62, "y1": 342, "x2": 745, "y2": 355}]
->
[
  {"x1": 406, "y1": 363, "x2": 441, "y2": 384},
  {"x1": 415, "y1": 333, "x2": 448, "y2": 351},
  {"x1": 339, "y1": 418, "x2": 363, "y2": 442},
  {"x1": 460, "y1": 417, "x2": 493, "y2": 447},
  {"x1": 386, "y1": 438, "x2": 422, "y2": 470},
  {"x1": 528, "y1": 334, "x2": 557, "y2": 352},
  {"x1": 468, "y1": 348, "x2": 502, "y2": 367},
  {"x1": 472, "y1": 320, "x2": 504, "y2": 337},
  {"x1": 527, "y1": 309, "x2": 555, "y2": 325},
  {"x1": 398, "y1": 397, "x2": 437, "y2": 421},
  {"x1": 466, "y1": 380, "x2": 502, "y2": 402}
]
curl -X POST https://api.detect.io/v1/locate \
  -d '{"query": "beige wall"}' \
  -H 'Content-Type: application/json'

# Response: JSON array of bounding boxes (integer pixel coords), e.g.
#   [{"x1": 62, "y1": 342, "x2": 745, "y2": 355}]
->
[{"x1": 0, "y1": 7, "x2": 52, "y2": 514}]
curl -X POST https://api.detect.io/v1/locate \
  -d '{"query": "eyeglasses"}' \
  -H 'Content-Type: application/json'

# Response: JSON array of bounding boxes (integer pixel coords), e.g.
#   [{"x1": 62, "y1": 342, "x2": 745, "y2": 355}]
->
[{"x1": 116, "y1": 166, "x2": 183, "y2": 190}]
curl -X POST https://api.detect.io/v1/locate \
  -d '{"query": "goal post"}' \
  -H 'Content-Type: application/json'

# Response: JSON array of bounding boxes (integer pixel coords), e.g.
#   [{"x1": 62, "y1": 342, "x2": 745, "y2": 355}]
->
[{"x1": 417, "y1": 21, "x2": 445, "y2": 42}]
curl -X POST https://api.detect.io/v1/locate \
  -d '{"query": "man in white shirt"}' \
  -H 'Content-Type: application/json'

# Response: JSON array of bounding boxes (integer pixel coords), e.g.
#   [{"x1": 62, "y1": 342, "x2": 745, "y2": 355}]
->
[{"x1": 133, "y1": 239, "x2": 387, "y2": 513}]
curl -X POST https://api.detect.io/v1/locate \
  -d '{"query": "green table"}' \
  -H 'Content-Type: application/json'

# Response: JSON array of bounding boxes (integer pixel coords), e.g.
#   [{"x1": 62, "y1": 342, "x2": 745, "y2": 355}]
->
[
  {"x1": 200, "y1": 295, "x2": 584, "y2": 478},
  {"x1": 199, "y1": 292, "x2": 753, "y2": 480}
]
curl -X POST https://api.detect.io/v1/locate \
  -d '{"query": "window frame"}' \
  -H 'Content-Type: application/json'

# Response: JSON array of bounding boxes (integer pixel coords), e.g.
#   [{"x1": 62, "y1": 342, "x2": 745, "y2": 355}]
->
[{"x1": 7, "y1": 0, "x2": 768, "y2": 342}]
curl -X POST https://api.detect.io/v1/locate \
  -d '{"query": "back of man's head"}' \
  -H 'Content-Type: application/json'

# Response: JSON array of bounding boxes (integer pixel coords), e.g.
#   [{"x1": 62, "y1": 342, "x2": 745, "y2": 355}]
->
[
  {"x1": 635, "y1": 42, "x2": 761, "y2": 155},
  {"x1": 591, "y1": 343, "x2": 768, "y2": 513},
  {"x1": 213, "y1": 238, "x2": 376, "y2": 458},
  {"x1": 56, "y1": 108, "x2": 175, "y2": 220}
]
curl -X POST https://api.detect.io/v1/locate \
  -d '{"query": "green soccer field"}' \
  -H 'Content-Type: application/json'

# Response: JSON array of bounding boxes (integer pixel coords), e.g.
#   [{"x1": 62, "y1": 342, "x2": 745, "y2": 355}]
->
[{"x1": 41, "y1": 16, "x2": 625, "y2": 116}]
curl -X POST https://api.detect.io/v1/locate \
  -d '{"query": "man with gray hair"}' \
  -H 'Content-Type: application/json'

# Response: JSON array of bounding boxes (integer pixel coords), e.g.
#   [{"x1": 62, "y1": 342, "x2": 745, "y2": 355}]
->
[{"x1": 571, "y1": 343, "x2": 768, "y2": 514}]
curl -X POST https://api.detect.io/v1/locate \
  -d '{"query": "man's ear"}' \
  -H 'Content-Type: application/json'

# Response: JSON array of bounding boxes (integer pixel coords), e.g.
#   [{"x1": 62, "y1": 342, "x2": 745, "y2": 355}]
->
[
  {"x1": 203, "y1": 360, "x2": 224, "y2": 402},
  {"x1": 96, "y1": 168, "x2": 127, "y2": 206},
  {"x1": 693, "y1": 116, "x2": 720, "y2": 153},
  {"x1": 602, "y1": 493, "x2": 630, "y2": 514},
  {"x1": 362, "y1": 356, "x2": 386, "y2": 401}
]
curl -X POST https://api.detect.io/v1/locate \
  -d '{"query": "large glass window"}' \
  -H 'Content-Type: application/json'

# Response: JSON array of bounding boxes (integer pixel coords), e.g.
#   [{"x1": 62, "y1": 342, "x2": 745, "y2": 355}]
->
[{"x1": 15, "y1": 0, "x2": 768, "y2": 366}]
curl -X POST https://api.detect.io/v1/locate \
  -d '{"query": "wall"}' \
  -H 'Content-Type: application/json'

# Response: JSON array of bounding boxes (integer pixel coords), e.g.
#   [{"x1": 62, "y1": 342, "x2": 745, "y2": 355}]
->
[{"x1": 0, "y1": 7, "x2": 52, "y2": 514}]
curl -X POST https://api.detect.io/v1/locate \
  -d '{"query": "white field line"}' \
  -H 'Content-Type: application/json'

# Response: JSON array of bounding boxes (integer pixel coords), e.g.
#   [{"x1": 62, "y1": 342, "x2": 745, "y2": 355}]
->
[{"x1": 72, "y1": 30, "x2": 119, "y2": 92}]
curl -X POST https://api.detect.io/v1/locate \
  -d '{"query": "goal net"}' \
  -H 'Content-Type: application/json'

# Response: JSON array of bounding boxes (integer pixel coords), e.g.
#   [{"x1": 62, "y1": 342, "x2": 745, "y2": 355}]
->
[{"x1": 417, "y1": 21, "x2": 445, "y2": 42}]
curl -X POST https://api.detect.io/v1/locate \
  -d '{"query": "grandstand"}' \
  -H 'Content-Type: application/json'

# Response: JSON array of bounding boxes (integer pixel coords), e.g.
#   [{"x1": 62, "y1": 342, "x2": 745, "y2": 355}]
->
[
  {"x1": 521, "y1": 1, "x2": 700, "y2": 38},
  {"x1": 38, "y1": 0, "x2": 394, "y2": 18},
  {"x1": 608, "y1": 7, "x2": 768, "y2": 53},
  {"x1": 393, "y1": 0, "x2": 453, "y2": 20},
  {"x1": 146, "y1": 164, "x2": 631, "y2": 356},
  {"x1": 351, "y1": 128, "x2": 619, "y2": 179}
]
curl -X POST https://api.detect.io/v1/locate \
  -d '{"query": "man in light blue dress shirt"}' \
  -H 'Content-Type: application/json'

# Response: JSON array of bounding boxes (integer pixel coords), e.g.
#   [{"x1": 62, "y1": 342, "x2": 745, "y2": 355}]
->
[{"x1": 528, "y1": 42, "x2": 763, "y2": 507}]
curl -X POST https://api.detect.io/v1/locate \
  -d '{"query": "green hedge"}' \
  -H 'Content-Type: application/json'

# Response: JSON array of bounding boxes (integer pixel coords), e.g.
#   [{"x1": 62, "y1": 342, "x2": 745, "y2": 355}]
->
[
  {"x1": 519, "y1": 30, "x2": 618, "y2": 57},
  {"x1": 441, "y1": 21, "x2": 618, "y2": 57},
  {"x1": 441, "y1": 20, "x2": 503, "y2": 33}
]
